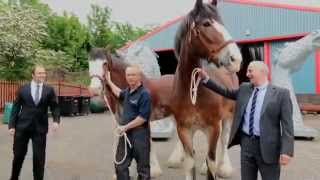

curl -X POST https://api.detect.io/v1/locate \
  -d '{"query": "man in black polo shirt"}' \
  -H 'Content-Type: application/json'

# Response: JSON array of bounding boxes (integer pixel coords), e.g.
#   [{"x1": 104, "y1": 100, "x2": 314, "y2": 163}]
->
[{"x1": 105, "y1": 65, "x2": 152, "y2": 180}]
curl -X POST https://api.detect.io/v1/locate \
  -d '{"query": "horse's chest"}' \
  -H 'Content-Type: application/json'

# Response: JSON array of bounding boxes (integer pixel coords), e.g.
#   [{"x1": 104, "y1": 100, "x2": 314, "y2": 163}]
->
[{"x1": 182, "y1": 112, "x2": 207, "y2": 128}]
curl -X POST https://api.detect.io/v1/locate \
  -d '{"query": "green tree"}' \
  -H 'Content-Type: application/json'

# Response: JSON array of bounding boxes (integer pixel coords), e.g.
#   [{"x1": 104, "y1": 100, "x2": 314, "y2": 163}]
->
[
  {"x1": 43, "y1": 13, "x2": 91, "y2": 71},
  {"x1": 111, "y1": 22, "x2": 148, "y2": 49},
  {"x1": 0, "y1": 5, "x2": 47, "y2": 80},
  {"x1": 87, "y1": 4, "x2": 149, "y2": 51},
  {"x1": 87, "y1": 4, "x2": 113, "y2": 48}
]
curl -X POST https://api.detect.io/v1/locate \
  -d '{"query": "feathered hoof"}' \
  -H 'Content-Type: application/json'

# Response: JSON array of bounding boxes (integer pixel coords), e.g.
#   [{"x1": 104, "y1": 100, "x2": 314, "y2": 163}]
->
[
  {"x1": 199, "y1": 161, "x2": 207, "y2": 175},
  {"x1": 167, "y1": 158, "x2": 183, "y2": 168},
  {"x1": 216, "y1": 163, "x2": 233, "y2": 178},
  {"x1": 151, "y1": 166, "x2": 162, "y2": 178}
]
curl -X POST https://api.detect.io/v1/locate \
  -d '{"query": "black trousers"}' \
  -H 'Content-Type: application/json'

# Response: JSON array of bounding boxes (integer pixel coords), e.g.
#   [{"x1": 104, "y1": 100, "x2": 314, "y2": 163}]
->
[
  {"x1": 10, "y1": 130, "x2": 47, "y2": 180},
  {"x1": 240, "y1": 133, "x2": 280, "y2": 180},
  {"x1": 115, "y1": 129, "x2": 150, "y2": 180}
]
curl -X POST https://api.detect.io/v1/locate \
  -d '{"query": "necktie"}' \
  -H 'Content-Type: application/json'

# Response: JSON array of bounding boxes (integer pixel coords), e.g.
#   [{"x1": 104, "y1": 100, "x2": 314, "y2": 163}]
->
[
  {"x1": 249, "y1": 88, "x2": 259, "y2": 136},
  {"x1": 35, "y1": 84, "x2": 40, "y2": 105}
]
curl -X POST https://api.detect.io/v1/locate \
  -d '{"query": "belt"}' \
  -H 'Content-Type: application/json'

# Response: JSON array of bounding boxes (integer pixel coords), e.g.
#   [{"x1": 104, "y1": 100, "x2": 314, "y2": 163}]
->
[{"x1": 242, "y1": 131, "x2": 260, "y2": 140}]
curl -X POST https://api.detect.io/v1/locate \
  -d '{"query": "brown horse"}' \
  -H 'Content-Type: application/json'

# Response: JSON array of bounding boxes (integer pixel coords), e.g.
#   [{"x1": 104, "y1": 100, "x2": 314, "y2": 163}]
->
[
  {"x1": 88, "y1": 52, "x2": 238, "y2": 178},
  {"x1": 170, "y1": 0, "x2": 242, "y2": 179},
  {"x1": 89, "y1": 0, "x2": 242, "y2": 179},
  {"x1": 89, "y1": 51, "x2": 174, "y2": 177}
]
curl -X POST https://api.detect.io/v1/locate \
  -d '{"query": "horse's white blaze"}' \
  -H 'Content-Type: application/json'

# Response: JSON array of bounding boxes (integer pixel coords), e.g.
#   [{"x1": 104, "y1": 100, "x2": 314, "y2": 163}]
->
[
  {"x1": 213, "y1": 21, "x2": 242, "y2": 72},
  {"x1": 88, "y1": 59, "x2": 105, "y2": 89}
]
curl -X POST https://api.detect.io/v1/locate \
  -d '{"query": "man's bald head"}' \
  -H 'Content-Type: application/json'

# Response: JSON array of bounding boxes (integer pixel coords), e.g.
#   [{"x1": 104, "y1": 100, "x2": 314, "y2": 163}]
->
[
  {"x1": 248, "y1": 61, "x2": 269, "y2": 76},
  {"x1": 246, "y1": 61, "x2": 269, "y2": 86},
  {"x1": 125, "y1": 64, "x2": 142, "y2": 88},
  {"x1": 125, "y1": 65, "x2": 142, "y2": 75}
]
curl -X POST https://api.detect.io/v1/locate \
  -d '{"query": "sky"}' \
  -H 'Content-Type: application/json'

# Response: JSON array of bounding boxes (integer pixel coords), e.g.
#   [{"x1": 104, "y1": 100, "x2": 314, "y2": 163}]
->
[
  {"x1": 41, "y1": 0, "x2": 197, "y2": 27},
  {"x1": 41, "y1": 0, "x2": 320, "y2": 27}
]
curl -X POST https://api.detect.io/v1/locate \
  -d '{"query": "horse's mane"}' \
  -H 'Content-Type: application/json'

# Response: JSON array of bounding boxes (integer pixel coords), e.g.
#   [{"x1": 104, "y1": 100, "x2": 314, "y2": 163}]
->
[
  {"x1": 173, "y1": 1, "x2": 223, "y2": 91},
  {"x1": 174, "y1": 2, "x2": 222, "y2": 59}
]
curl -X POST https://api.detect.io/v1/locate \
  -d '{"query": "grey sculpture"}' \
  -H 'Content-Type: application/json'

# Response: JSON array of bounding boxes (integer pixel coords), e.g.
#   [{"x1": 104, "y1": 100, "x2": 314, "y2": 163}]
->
[{"x1": 272, "y1": 30, "x2": 320, "y2": 138}]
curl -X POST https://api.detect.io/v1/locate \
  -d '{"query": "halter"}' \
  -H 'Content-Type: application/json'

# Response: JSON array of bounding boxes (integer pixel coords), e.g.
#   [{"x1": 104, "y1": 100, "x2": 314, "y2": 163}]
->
[
  {"x1": 189, "y1": 21, "x2": 234, "y2": 62},
  {"x1": 90, "y1": 74, "x2": 104, "y2": 82},
  {"x1": 187, "y1": 20, "x2": 233, "y2": 106}
]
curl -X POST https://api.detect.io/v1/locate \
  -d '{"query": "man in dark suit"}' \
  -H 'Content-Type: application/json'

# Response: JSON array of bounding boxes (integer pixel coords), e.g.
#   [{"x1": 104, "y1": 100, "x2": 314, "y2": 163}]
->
[
  {"x1": 197, "y1": 61, "x2": 294, "y2": 180},
  {"x1": 8, "y1": 65, "x2": 60, "y2": 180}
]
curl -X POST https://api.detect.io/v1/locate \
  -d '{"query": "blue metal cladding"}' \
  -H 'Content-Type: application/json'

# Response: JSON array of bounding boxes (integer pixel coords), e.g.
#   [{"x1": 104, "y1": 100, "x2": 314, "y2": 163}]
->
[
  {"x1": 217, "y1": 3, "x2": 320, "y2": 41},
  {"x1": 270, "y1": 40, "x2": 316, "y2": 94},
  {"x1": 142, "y1": 3, "x2": 320, "y2": 49},
  {"x1": 143, "y1": 21, "x2": 181, "y2": 50}
]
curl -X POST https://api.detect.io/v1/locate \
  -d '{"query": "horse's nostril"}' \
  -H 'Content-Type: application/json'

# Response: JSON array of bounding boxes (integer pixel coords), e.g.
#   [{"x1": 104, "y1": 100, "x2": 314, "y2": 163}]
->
[{"x1": 230, "y1": 56, "x2": 235, "y2": 62}]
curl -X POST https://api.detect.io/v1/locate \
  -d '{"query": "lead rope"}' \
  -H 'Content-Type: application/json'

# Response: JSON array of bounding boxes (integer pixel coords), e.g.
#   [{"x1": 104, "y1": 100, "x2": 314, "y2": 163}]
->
[
  {"x1": 103, "y1": 95, "x2": 132, "y2": 165},
  {"x1": 190, "y1": 68, "x2": 202, "y2": 105}
]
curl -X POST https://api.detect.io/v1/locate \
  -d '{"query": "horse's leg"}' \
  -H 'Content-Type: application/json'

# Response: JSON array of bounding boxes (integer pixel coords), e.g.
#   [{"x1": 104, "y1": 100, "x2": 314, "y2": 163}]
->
[
  {"x1": 216, "y1": 118, "x2": 233, "y2": 178},
  {"x1": 177, "y1": 125, "x2": 196, "y2": 180},
  {"x1": 150, "y1": 138, "x2": 162, "y2": 177},
  {"x1": 206, "y1": 123, "x2": 220, "y2": 180},
  {"x1": 167, "y1": 139, "x2": 184, "y2": 168}
]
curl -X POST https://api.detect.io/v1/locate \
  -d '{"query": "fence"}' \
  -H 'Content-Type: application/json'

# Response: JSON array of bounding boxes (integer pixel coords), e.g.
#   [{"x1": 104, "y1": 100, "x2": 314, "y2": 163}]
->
[{"x1": 0, "y1": 80, "x2": 91, "y2": 112}]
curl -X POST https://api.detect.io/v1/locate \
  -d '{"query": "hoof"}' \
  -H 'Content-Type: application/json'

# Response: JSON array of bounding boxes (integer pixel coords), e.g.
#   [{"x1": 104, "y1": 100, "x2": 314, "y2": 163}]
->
[
  {"x1": 216, "y1": 163, "x2": 233, "y2": 178},
  {"x1": 151, "y1": 166, "x2": 162, "y2": 178},
  {"x1": 199, "y1": 161, "x2": 207, "y2": 175},
  {"x1": 167, "y1": 157, "x2": 183, "y2": 168}
]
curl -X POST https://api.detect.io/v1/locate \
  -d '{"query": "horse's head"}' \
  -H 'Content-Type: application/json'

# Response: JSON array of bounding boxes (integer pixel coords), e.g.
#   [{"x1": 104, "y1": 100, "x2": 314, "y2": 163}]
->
[
  {"x1": 89, "y1": 49, "x2": 125, "y2": 113},
  {"x1": 175, "y1": 0, "x2": 242, "y2": 73},
  {"x1": 89, "y1": 49, "x2": 113, "y2": 88},
  {"x1": 88, "y1": 59, "x2": 106, "y2": 96}
]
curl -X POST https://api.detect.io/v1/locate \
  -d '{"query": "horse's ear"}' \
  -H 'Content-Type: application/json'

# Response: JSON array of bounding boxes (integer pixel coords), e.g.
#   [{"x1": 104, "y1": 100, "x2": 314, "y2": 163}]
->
[
  {"x1": 194, "y1": 0, "x2": 203, "y2": 12},
  {"x1": 210, "y1": 0, "x2": 218, "y2": 6}
]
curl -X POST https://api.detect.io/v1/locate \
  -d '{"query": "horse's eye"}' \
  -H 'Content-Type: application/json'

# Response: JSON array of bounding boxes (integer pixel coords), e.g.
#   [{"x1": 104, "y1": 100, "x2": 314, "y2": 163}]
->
[{"x1": 203, "y1": 21, "x2": 211, "y2": 27}]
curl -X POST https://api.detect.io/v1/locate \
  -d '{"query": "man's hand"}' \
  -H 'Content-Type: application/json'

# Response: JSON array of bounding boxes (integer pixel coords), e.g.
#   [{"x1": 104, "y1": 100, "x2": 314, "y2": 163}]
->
[
  {"x1": 279, "y1": 154, "x2": 291, "y2": 166},
  {"x1": 116, "y1": 125, "x2": 128, "y2": 135},
  {"x1": 52, "y1": 122, "x2": 59, "y2": 132},
  {"x1": 9, "y1": 128, "x2": 15, "y2": 136},
  {"x1": 195, "y1": 68, "x2": 209, "y2": 81},
  {"x1": 105, "y1": 71, "x2": 111, "y2": 84}
]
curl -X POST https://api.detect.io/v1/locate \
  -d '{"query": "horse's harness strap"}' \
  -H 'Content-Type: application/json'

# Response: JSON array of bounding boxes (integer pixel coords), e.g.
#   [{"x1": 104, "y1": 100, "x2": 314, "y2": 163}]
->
[
  {"x1": 189, "y1": 22, "x2": 234, "y2": 58},
  {"x1": 90, "y1": 74, "x2": 104, "y2": 82}
]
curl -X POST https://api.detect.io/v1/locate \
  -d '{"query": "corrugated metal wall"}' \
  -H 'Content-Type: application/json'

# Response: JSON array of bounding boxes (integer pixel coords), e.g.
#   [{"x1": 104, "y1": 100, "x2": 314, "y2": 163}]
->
[
  {"x1": 218, "y1": 3, "x2": 320, "y2": 40},
  {"x1": 142, "y1": 3, "x2": 320, "y2": 49},
  {"x1": 143, "y1": 21, "x2": 181, "y2": 50},
  {"x1": 270, "y1": 40, "x2": 316, "y2": 94}
]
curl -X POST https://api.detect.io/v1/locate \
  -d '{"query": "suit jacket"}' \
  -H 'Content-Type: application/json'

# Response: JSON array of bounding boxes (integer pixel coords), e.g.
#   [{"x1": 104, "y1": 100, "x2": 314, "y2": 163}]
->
[
  {"x1": 8, "y1": 83, "x2": 60, "y2": 134},
  {"x1": 203, "y1": 79, "x2": 294, "y2": 164}
]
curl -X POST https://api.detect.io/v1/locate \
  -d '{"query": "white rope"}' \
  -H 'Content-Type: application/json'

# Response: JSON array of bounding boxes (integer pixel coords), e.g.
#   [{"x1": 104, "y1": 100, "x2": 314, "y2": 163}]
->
[
  {"x1": 104, "y1": 95, "x2": 132, "y2": 165},
  {"x1": 190, "y1": 68, "x2": 202, "y2": 105}
]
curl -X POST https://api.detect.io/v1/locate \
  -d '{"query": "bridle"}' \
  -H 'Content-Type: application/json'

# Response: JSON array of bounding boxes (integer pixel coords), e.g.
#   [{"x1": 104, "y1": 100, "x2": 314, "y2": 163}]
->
[
  {"x1": 188, "y1": 20, "x2": 234, "y2": 63},
  {"x1": 89, "y1": 52, "x2": 114, "y2": 91}
]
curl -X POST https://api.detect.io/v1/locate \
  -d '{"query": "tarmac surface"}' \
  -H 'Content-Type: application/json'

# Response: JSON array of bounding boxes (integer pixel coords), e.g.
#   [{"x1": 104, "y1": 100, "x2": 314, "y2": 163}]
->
[{"x1": 0, "y1": 113, "x2": 320, "y2": 180}]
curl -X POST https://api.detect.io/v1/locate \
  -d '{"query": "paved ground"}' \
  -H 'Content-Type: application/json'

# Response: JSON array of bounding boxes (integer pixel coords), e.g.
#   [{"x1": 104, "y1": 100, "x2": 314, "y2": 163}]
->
[{"x1": 0, "y1": 113, "x2": 320, "y2": 180}]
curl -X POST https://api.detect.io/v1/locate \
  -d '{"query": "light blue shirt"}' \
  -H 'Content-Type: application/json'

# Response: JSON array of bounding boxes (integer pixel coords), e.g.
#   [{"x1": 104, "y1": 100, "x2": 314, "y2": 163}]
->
[
  {"x1": 31, "y1": 80, "x2": 43, "y2": 103},
  {"x1": 242, "y1": 82, "x2": 268, "y2": 136}
]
